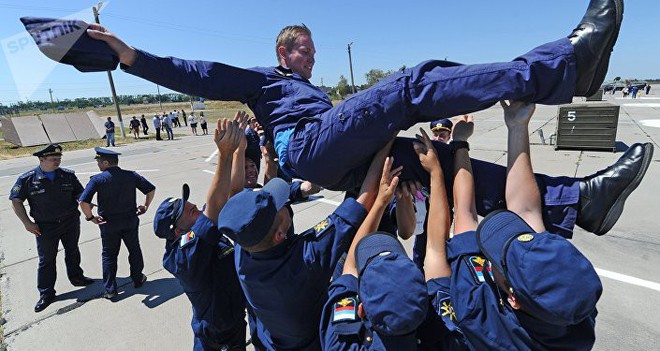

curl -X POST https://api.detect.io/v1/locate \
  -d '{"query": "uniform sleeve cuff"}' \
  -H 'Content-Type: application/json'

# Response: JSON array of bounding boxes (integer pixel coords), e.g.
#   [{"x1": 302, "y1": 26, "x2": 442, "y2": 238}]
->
[{"x1": 334, "y1": 198, "x2": 368, "y2": 229}]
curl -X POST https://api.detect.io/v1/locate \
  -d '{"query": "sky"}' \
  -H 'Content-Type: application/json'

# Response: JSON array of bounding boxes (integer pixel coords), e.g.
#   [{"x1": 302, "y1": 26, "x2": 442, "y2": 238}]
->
[{"x1": 0, "y1": 0, "x2": 658, "y2": 105}]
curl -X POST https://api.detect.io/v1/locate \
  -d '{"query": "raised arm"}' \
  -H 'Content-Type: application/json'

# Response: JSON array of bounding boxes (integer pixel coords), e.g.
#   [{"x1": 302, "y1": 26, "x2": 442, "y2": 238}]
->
[
  {"x1": 414, "y1": 129, "x2": 451, "y2": 281},
  {"x1": 393, "y1": 180, "x2": 420, "y2": 240},
  {"x1": 342, "y1": 153, "x2": 401, "y2": 277},
  {"x1": 451, "y1": 115, "x2": 478, "y2": 234},
  {"x1": 204, "y1": 117, "x2": 242, "y2": 224},
  {"x1": 230, "y1": 112, "x2": 250, "y2": 195},
  {"x1": 86, "y1": 24, "x2": 267, "y2": 102},
  {"x1": 501, "y1": 101, "x2": 545, "y2": 232}
]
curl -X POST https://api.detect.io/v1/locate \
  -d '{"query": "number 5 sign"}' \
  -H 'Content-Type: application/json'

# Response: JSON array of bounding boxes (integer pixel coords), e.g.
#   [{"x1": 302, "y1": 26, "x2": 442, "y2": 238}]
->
[{"x1": 567, "y1": 111, "x2": 577, "y2": 121}]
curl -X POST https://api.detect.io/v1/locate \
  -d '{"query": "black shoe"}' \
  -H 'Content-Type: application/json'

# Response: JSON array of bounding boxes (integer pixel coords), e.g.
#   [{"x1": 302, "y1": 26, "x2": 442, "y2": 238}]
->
[
  {"x1": 34, "y1": 295, "x2": 55, "y2": 313},
  {"x1": 70, "y1": 276, "x2": 94, "y2": 287},
  {"x1": 103, "y1": 290, "x2": 118, "y2": 300},
  {"x1": 569, "y1": 0, "x2": 624, "y2": 96},
  {"x1": 577, "y1": 143, "x2": 653, "y2": 235},
  {"x1": 133, "y1": 274, "x2": 147, "y2": 288}
]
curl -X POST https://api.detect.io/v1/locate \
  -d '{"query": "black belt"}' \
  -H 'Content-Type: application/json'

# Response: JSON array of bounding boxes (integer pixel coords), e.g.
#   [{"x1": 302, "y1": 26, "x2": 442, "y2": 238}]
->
[{"x1": 36, "y1": 211, "x2": 79, "y2": 225}]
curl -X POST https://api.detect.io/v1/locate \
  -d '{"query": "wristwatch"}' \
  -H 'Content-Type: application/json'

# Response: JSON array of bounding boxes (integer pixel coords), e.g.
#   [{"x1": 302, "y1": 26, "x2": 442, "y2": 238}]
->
[
  {"x1": 451, "y1": 140, "x2": 470, "y2": 154},
  {"x1": 85, "y1": 215, "x2": 95, "y2": 221}
]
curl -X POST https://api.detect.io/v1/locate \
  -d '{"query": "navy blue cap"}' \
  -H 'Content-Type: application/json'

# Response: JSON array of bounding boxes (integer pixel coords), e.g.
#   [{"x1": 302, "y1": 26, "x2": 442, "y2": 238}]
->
[
  {"x1": 430, "y1": 119, "x2": 452, "y2": 132},
  {"x1": 245, "y1": 148, "x2": 261, "y2": 172},
  {"x1": 356, "y1": 232, "x2": 428, "y2": 337},
  {"x1": 94, "y1": 147, "x2": 121, "y2": 159},
  {"x1": 217, "y1": 178, "x2": 290, "y2": 247},
  {"x1": 153, "y1": 184, "x2": 190, "y2": 240},
  {"x1": 20, "y1": 17, "x2": 119, "y2": 73},
  {"x1": 33, "y1": 144, "x2": 62, "y2": 157},
  {"x1": 476, "y1": 210, "x2": 602, "y2": 326}
]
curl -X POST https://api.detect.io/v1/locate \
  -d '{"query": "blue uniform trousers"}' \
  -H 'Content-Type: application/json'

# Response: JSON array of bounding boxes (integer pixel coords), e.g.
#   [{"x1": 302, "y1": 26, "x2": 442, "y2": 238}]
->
[
  {"x1": 99, "y1": 216, "x2": 144, "y2": 293},
  {"x1": 287, "y1": 38, "x2": 575, "y2": 188},
  {"x1": 35, "y1": 214, "x2": 84, "y2": 297}
]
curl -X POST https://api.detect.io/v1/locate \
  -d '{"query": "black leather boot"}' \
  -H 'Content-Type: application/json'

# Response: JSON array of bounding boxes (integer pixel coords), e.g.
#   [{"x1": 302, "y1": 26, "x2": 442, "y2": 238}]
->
[
  {"x1": 569, "y1": 0, "x2": 624, "y2": 96},
  {"x1": 577, "y1": 143, "x2": 653, "y2": 235}
]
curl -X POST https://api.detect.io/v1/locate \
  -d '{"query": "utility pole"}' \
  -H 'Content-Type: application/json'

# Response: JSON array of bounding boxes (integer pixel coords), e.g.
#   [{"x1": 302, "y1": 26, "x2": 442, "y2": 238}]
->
[
  {"x1": 48, "y1": 88, "x2": 54, "y2": 111},
  {"x1": 156, "y1": 84, "x2": 163, "y2": 111},
  {"x1": 347, "y1": 42, "x2": 356, "y2": 94},
  {"x1": 93, "y1": 1, "x2": 126, "y2": 137}
]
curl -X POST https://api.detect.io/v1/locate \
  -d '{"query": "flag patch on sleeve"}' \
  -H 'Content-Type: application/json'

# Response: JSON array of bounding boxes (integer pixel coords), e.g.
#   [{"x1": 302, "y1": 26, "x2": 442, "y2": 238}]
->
[
  {"x1": 465, "y1": 255, "x2": 493, "y2": 284},
  {"x1": 180, "y1": 231, "x2": 196, "y2": 248},
  {"x1": 332, "y1": 296, "x2": 357, "y2": 323}
]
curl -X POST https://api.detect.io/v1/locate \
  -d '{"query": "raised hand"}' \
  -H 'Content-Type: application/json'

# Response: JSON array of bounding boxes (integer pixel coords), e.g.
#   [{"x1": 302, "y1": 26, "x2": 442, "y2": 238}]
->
[
  {"x1": 452, "y1": 115, "x2": 474, "y2": 142},
  {"x1": 85, "y1": 23, "x2": 137, "y2": 65},
  {"x1": 377, "y1": 156, "x2": 402, "y2": 205},
  {"x1": 413, "y1": 128, "x2": 441, "y2": 175},
  {"x1": 501, "y1": 100, "x2": 536, "y2": 128},
  {"x1": 214, "y1": 117, "x2": 242, "y2": 155}
]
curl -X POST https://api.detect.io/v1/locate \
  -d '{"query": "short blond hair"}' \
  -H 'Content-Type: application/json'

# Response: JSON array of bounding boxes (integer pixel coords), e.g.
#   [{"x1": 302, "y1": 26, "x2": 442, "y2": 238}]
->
[{"x1": 275, "y1": 24, "x2": 312, "y2": 63}]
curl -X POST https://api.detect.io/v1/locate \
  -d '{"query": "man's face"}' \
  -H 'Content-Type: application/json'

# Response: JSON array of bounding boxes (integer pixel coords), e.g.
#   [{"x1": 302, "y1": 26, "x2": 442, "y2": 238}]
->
[
  {"x1": 244, "y1": 159, "x2": 259, "y2": 187},
  {"x1": 176, "y1": 201, "x2": 202, "y2": 234},
  {"x1": 281, "y1": 34, "x2": 315, "y2": 80},
  {"x1": 39, "y1": 156, "x2": 61, "y2": 171},
  {"x1": 432, "y1": 130, "x2": 451, "y2": 143}
]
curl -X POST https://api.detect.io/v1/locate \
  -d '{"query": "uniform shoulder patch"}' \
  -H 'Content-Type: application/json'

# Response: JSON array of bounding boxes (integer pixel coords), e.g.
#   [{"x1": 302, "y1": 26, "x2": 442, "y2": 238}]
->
[
  {"x1": 180, "y1": 231, "x2": 196, "y2": 248},
  {"x1": 60, "y1": 167, "x2": 75, "y2": 174},
  {"x1": 313, "y1": 218, "x2": 333, "y2": 238},
  {"x1": 464, "y1": 255, "x2": 493, "y2": 284},
  {"x1": 19, "y1": 170, "x2": 35, "y2": 179},
  {"x1": 332, "y1": 296, "x2": 357, "y2": 323}
]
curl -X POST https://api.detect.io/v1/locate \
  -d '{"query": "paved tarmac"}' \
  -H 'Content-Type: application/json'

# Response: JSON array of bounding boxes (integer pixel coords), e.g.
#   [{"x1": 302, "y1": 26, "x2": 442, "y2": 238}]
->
[{"x1": 1, "y1": 92, "x2": 659, "y2": 350}]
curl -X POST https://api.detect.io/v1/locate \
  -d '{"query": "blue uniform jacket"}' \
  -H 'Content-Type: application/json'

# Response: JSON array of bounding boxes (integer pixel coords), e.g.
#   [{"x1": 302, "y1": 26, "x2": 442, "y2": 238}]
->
[
  {"x1": 123, "y1": 50, "x2": 332, "y2": 144},
  {"x1": 320, "y1": 274, "x2": 418, "y2": 351},
  {"x1": 235, "y1": 198, "x2": 367, "y2": 350},
  {"x1": 79, "y1": 167, "x2": 155, "y2": 220},
  {"x1": 444, "y1": 232, "x2": 597, "y2": 351},
  {"x1": 10, "y1": 167, "x2": 83, "y2": 222},
  {"x1": 162, "y1": 213, "x2": 246, "y2": 348}
]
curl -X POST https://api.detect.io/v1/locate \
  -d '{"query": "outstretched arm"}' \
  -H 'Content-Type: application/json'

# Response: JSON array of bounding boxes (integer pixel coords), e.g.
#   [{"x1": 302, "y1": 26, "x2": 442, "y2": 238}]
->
[
  {"x1": 415, "y1": 129, "x2": 451, "y2": 281},
  {"x1": 204, "y1": 116, "x2": 243, "y2": 224},
  {"x1": 86, "y1": 24, "x2": 267, "y2": 102},
  {"x1": 230, "y1": 112, "x2": 250, "y2": 195},
  {"x1": 451, "y1": 115, "x2": 478, "y2": 234},
  {"x1": 343, "y1": 153, "x2": 401, "y2": 277},
  {"x1": 502, "y1": 101, "x2": 545, "y2": 232}
]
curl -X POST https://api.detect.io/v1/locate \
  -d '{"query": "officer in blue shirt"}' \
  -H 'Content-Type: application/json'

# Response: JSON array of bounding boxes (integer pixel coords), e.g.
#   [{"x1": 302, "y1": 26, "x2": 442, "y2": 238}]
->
[
  {"x1": 9, "y1": 144, "x2": 93, "y2": 312},
  {"x1": 152, "y1": 116, "x2": 247, "y2": 350},
  {"x1": 216, "y1": 142, "x2": 391, "y2": 350},
  {"x1": 79, "y1": 147, "x2": 156, "y2": 299},
  {"x1": 84, "y1": 2, "x2": 652, "y2": 240}
]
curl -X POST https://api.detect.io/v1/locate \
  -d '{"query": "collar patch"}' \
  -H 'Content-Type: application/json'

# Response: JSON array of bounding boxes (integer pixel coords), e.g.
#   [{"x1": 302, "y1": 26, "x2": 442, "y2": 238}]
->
[{"x1": 180, "y1": 230, "x2": 196, "y2": 248}]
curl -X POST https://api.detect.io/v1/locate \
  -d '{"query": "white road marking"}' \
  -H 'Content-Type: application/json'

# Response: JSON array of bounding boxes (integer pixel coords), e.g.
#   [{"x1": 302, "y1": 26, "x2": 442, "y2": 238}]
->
[
  {"x1": 205, "y1": 150, "x2": 218, "y2": 162},
  {"x1": 621, "y1": 103, "x2": 660, "y2": 107},
  {"x1": 639, "y1": 120, "x2": 660, "y2": 128},
  {"x1": 595, "y1": 268, "x2": 660, "y2": 292},
  {"x1": 314, "y1": 198, "x2": 343, "y2": 206},
  {"x1": 202, "y1": 169, "x2": 215, "y2": 175}
]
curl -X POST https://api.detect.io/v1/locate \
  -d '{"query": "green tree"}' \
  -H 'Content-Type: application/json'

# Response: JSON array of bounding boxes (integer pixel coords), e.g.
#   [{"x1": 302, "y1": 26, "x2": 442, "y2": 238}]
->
[
  {"x1": 364, "y1": 69, "x2": 392, "y2": 88},
  {"x1": 336, "y1": 75, "x2": 351, "y2": 97}
]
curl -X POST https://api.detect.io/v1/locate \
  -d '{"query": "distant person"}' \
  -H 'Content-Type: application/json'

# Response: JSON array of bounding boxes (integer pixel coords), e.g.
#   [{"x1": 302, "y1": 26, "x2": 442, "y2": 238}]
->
[
  {"x1": 430, "y1": 118, "x2": 453, "y2": 143},
  {"x1": 162, "y1": 113, "x2": 174, "y2": 140},
  {"x1": 79, "y1": 148, "x2": 156, "y2": 300},
  {"x1": 646, "y1": 84, "x2": 651, "y2": 95},
  {"x1": 631, "y1": 85, "x2": 639, "y2": 99},
  {"x1": 140, "y1": 114, "x2": 149, "y2": 135},
  {"x1": 181, "y1": 109, "x2": 188, "y2": 126},
  {"x1": 174, "y1": 110, "x2": 182, "y2": 127},
  {"x1": 199, "y1": 112, "x2": 208, "y2": 135},
  {"x1": 130, "y1": 116, "x2": 140, "y2": 139},
  {"x1": 104, "y1": 116, "x2": 115, "y2": 147},
  {"x1": 188, "y1": 112, "x2": 198, "y2": 135},
  {"x1": 153, "y1": 113, "x2": 162, "y2": 141},
  {"x1": 9, "y1": 144, "x2": 93, "y2": 313}
]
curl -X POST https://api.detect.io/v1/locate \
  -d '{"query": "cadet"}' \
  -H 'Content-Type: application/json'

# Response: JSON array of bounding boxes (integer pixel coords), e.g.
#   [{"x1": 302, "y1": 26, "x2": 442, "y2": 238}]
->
[
  {"x1": 216, "y1": 142, "x2": 393, "y2": 350},
  {"x1": 417, "y1": 102, "x2": 620, "y2": 350},
  {"x1": 153, "y1": 117, "x2": 247, "y2": 350},
  {"x1": 79, "y1": 147, "x2": 156, "y2": 299},
  {"x1": 9, "y1": 144, "x2": 93, "y2": 312},
  {"x1": 321, "y1": 155, "x2": 427, "y2": 349}
]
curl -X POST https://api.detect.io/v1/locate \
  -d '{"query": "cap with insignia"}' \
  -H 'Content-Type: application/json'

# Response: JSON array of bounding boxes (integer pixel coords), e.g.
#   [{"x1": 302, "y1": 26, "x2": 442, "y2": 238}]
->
[
  {"x1": 153, "y1": 184, "x2": 190, "y2": 240},
  {"x1": 430, "y1": 118, "x2": 453, "y2": 132},
  {"x1": 33, "y1": 144, "x2": 62, "y2": 157},
  {"x1": 20, "y1": 17, "x2": 119, "y2": 72},
  {"x1": 476, "y1": 210, "x2": 602, "y2": 327},
  {"x1": 355, "y1": 232, "x2": 427, "y2": 342},
  {"x1": 94, "y1": 147, "x2": 121, "y2": 160}
]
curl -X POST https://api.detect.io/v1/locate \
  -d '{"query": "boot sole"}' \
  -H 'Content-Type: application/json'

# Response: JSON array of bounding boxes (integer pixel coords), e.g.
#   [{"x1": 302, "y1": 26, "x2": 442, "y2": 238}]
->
[
  {"x1": 596, "y1": 143, "x2": 654, "y2": 235},
  {"x1": 586, "y1": 0, "x2": 624, "y2": 96}
]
